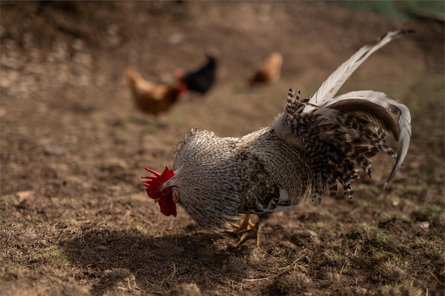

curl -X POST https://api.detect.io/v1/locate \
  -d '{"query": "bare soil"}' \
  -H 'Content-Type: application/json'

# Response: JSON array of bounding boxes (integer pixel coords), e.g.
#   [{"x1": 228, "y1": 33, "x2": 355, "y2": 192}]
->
[{"x1": 1, "y1": 2, "x2": 444, "y2": 295}]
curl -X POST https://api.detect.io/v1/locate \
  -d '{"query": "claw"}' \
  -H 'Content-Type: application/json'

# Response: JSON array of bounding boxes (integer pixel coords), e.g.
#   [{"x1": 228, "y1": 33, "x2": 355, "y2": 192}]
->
[
  {"x1": 237, "y1": 222, "x2": 262, "y2": 247},
  {"x1": 229, "y1": 223, "x2": 254, "y2": 233},
  {"x1": 226, "y1": 214, "x2": 255, "y2": 234},
  {"x1": 226, "y1": 214, "x2": 263, "y2": 247}
]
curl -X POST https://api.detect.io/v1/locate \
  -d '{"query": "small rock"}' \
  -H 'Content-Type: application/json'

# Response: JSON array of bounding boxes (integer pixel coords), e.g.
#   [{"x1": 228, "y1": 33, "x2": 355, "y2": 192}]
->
[
  {"x1": 352, "y1": 287, "x2": 368, "y2": 295},
  {"x1": 417, "y1": 221, "x2": 430, "y2": 229},
  {"x1": 168, "y1": 283, "x2": 201, "y2": 296},
  {"x1": 17, "y1": 190, "x2": 33, "y2": 202},
  {"x1": 40, "y1": 240, "x2": 50, "y2": 247},
  {"x1": 0, "y1": 107, "x2": 6, "y2": 117},
  {"x1": 305, "y1": 230, "x2": 318, "y2": 238},
  {"x1": 97, "y1": 245, "x2": 108, "y2": 251},
  {"x1": 107, "y1": 24, "x2": 119, "y2": 36},
  {"x1": 169, "y1": 33, "x2": 184, "y2": 45},
  {"x1": 72, "y1": 39, "x2": 84, "y2": 51},
  {"x1": 435, "y1": 212, "x2": 445, "y2": 227},
  {"x1": 107, "y1": 24, "x2": 121, "y2": 47},
  {"x1": 44, "y1": 145, "x2": 66, "y2": 156},
  {"x1": 104, "y1": 158, "x2": 128, "y2": 170}
]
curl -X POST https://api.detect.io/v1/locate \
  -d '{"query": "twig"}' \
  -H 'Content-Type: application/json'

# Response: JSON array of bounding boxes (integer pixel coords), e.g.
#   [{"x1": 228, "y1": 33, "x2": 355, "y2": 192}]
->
[
  {"x1": 339, "y1": 262, "x2": 347, "y2": 278},
  {"x1": 243, "y1": 256, "x2": 305, "y2": 282},
  {"x1": 160, "y1": 263, "x2": 177, "y2": 286}
]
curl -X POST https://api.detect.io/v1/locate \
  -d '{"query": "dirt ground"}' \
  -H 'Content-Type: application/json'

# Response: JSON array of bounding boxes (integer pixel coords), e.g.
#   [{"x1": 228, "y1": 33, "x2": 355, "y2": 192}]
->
[{"x1": 1, "y1": 2, "x2": 444, "y2": 295}]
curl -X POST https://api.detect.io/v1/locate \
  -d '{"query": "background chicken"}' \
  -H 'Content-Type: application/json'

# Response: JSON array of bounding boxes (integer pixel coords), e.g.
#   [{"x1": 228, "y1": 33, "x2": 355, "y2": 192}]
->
[
  {"x1": 248, "y1": 52, "x2": 283, "y2": 86},
  {"x1": 176, "y1": 55, "x2": 218, "y2": 95},
  {"x1": 126, "y1": 69, "x2": 187, "y2": 116},
  {"x1": 142, "y1": 30, "x2": 412, "y2": 245}
]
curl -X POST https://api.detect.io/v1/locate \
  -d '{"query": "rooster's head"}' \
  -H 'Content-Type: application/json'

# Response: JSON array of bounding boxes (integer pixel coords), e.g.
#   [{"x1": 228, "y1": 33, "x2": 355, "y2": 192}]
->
[
  {"x1": 142, "y1": 166, "x2": 178, "y2": 217},
  {"x1": 174, "y1": 68, "x2": 185, "y2": 82}
]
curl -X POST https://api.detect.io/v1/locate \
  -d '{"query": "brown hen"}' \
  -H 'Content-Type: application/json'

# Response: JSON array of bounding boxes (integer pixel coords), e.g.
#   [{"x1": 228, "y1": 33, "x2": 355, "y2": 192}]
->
[
  {"x1": 248, "y1": 52, "x2": 283, "y2": 86},
  {"x1": 126, "y1": 69, "x2": 187, "y2": 116}
]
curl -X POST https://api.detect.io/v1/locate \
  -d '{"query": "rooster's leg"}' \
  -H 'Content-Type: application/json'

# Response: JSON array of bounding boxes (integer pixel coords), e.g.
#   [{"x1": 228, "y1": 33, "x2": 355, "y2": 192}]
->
[
  {"x1": 238, "y1": 218, "x2": 262, "y2": 247},
  {"x1": 228, "y1": 214, "x2": 255, "y2": 233},
  {"x1": 237, "y1": 214, "x2": 270, "y2": 247}
]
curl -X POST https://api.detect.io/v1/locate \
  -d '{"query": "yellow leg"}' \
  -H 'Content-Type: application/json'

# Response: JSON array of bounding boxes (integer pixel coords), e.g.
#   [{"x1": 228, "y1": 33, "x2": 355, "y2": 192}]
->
[
  {"x1": 226, "y1": 214, "x2": 264, "y2": 247},
  {"x1": 238, "y1": 219, "x2": 262, "y2": 247},
  {"x1": 229, "y1": 214, "x2": 255, "y2": 233}
]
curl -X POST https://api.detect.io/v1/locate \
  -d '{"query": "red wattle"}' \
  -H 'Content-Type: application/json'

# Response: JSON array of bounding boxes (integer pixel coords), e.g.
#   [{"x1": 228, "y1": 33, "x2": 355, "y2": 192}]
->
[{"x1": 159, "y1": 194, "x2": 177, "y2": 217}]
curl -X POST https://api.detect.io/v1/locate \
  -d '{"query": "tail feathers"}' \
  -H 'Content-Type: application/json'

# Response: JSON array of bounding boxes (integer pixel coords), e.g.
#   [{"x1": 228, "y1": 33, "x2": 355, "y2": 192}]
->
[
  {"x1": 326, "y1": 99, "x2": 399, "y2": 139},
  {"x1": 303, "y1": 29, "x2": 414, "y2": 113},
  {"x1": 328, "y1": 91, "x2": 411, "y2": 186},
  {"x1": 283, "y1": 90, "x2": 411, "y2": 199},
  {"x1": 280, "y1": 30, "x2": 413, "y2": 199}
]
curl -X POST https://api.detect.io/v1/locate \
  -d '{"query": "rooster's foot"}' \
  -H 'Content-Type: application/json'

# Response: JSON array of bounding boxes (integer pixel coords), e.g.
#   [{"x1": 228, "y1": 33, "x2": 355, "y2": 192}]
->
[
  {"x1": 238, "y1": 221, "x2": 262, "y2": 247},
  {"x1": 225, "y1": 214, "x2": 263, "y2": 247},
  {"x1": 226, "y1": 214, "x2": 255, "y2": 234}
]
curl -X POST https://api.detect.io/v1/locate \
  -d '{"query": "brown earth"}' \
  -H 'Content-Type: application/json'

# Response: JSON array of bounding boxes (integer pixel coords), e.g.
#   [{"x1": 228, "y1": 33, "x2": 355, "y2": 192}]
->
[{"x1": 1, "y1": 2, "x2": 444, "y2": 295}]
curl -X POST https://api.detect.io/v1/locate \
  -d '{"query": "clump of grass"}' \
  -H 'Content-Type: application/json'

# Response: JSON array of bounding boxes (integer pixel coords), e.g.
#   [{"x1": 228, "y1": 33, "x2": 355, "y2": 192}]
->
[
  {"x1": 323, "y1": 250, "x2": 346, "y2": 267},
  {"x1": 412, "y1": 238, "x2": 445, "y2": 261},
  {"x1": 356, "y1": 199, "x2": 379, "y2": 211},
  {"x1": 29, "y1": 247, "x2": 72, "y2": 271},
  {"x1": 378, "y1": 213, "x2": 395, "y2": 228},
  {"x1": 349, "y1": 222, "x2": 392, "y2": 246},
  {"x1": 376, "y1": 284, "x2": 422, "y2": 296},
  {"x1": 400, "y1": 184, "x2": 429, "y2": 195},
  {"x1": 373, "y1": 255, "x2": 409, "y2": 283},
  {"x1": 378, "y1": 212, "x2": 412, "y2": 228},
  {"x1": 411, "y1": 204, "x2": 444, "y2": 222},
  {"x1": 132, "y1": 221, "x2": 150, "y2": 234},
  {"x1": 348, "y1": 222, "x2": 410, "y2": 258}
]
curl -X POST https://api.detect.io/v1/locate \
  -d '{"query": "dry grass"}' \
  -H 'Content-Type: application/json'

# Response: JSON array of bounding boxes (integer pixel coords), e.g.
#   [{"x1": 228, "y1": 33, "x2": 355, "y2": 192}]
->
[{"x1": 1, "y1": 2, "x2": 444, "y2": 295}]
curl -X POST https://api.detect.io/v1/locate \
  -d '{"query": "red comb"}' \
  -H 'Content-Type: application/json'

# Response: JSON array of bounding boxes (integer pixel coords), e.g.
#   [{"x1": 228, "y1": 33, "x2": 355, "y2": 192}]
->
[{"x1": 141, "y1": 166, "x2": 175, "y2": 199}]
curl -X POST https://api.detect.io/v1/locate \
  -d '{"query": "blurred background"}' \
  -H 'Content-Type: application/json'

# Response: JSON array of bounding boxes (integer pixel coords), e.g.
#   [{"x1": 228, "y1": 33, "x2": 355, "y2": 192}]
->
[{"x1": 1, "y1": 1, "x2": 443, "y2": 295}]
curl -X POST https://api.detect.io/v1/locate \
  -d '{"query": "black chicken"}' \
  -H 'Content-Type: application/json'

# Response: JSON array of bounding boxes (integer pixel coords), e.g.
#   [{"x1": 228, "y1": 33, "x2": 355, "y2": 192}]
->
[{"x1": 176, "y1": 55, "x2": 218, "y2": 95}]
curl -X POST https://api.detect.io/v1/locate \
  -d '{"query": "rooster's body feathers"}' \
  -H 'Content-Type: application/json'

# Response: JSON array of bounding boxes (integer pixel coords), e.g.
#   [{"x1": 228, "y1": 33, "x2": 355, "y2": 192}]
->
[
  {"x1": 171, "y1": 128, "x2": 311, "y2": 230},
  {"x1": 144, "y1": 30, "x2": 413, "y2": 232}
]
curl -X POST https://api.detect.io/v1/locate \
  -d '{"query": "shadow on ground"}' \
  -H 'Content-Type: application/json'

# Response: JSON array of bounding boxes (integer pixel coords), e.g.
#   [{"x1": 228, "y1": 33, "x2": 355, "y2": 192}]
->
[{"x1": 60, "y1": 228, "x2": 249, "y2": 294}]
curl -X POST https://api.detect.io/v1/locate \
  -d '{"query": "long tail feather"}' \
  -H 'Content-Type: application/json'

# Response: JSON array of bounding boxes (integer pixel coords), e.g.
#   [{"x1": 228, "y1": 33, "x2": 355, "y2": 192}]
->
[
  {"x1": 279, "y1": 31, "x2": 413, "y2": 201},
  {"x1": 303, "y1": 29, "x2": 414, "y2": 113}
]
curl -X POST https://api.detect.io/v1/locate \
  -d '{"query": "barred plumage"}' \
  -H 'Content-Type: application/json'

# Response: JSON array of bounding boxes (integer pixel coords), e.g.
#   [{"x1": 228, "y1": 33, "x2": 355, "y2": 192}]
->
[{"x1": 143, "y1": 30, "x2": 413, "y2": 237}]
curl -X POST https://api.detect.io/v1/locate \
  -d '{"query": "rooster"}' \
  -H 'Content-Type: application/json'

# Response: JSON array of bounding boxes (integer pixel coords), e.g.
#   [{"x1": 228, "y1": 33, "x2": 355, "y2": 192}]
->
[
  {"x1": 142, "y1": 30, "x2": 413, "y2": 245},
  {"x1": 248, "y1": 52, "x2": 283, "y2": 86},
  {"x1": 126, "y1": 69, "x2": 187, "y2": 116},
  {"x1": 176, "y1": 55, "x2": 218, "y2": 95}
]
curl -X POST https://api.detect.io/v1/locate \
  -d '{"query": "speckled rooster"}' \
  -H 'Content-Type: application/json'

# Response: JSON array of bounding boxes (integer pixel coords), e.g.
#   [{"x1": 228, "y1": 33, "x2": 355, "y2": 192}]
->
[{"x1": 142, "y1": 30, "x2": 412, "y2": 245}]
